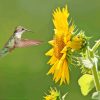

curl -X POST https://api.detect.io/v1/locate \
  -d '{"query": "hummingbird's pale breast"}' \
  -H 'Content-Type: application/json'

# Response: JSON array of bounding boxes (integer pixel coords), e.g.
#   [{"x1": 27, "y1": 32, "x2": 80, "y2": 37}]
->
[{"x1": 15, "y1": 32, "x2": 23, "y2": 39}]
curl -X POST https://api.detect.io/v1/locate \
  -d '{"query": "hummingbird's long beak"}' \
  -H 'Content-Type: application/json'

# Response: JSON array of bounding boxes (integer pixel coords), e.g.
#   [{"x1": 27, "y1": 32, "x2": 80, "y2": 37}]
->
[{"x1": 25, "y1": 29, "x2": 34, "y2": 33}]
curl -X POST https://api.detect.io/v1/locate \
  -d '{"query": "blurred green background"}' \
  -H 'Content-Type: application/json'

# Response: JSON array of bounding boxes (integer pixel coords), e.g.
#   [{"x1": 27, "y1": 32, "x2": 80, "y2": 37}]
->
[{"x1": 0, "y1": 0, "x2": 99, "y2": 100}]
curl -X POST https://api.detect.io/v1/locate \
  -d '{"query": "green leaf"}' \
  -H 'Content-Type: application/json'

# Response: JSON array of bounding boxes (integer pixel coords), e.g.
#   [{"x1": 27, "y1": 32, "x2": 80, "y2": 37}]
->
[
  {"x1": 78, "y1": 72, "x2": 100, "y2": 96},
  {"x1": 92, "y1": 91, "x2": 100, "y2": 100},
  {"x1": 78, "y1": 74, "x2": 94, "y2": 96}
]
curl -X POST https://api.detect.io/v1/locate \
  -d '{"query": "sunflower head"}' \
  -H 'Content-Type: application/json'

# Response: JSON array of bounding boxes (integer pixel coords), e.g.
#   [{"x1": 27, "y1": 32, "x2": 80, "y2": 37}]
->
[
  {"x1": 45, "y1": 6, "x2": 76, "y2": 85},
  {"x1": 45, "y1": 5, "x2": 88, "y2": 85}
]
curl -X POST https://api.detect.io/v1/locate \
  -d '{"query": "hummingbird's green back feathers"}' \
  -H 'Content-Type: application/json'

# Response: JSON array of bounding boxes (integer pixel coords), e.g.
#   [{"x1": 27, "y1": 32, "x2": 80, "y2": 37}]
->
[{"x1": 0, "y1": 47, "x2": 10, "y2": 57}]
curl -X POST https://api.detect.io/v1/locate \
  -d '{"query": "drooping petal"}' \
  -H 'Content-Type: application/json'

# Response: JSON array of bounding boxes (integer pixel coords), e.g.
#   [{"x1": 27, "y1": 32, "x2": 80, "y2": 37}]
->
[
  {"x1": 48, "y1": 40, "x2": 55, "y2": 46},
  {"x1": 61, "y1": 46, "x2": 67, "y2": 53},
  {"x1": 47, "y1": 60, "x2": 59, "y2": 74},
  {"x1": 45, "y1": 48, "x2": 54, "y2": 56},
  {"x1": 64, "y1": 60, "x2": 69, "y2": 84},
  {"x1": 47, "y1": 55, "x2": 57, "y2": 65}
]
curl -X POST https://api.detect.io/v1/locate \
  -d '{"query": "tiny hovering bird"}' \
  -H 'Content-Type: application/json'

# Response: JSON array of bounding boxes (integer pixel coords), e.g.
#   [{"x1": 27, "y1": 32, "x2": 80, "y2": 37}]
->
[{"x1": 0, "y1": 26, "x2": 41, "y2": 57}]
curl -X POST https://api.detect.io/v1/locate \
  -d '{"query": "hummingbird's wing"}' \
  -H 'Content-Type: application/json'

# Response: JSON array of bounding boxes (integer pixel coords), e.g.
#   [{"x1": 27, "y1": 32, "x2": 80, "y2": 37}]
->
[{"x1": 15, "y1": 39, "x2": 42, "y2": 48}]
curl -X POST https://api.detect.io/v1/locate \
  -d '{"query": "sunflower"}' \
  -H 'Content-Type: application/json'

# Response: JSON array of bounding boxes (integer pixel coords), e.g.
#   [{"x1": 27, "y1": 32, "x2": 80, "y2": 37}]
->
[
  {"x1": 45, "y1": 6, "x2": 75, "y2": 85},
  {"x1": 45, "y1": 5, "x2": 86, "y2": 85}
]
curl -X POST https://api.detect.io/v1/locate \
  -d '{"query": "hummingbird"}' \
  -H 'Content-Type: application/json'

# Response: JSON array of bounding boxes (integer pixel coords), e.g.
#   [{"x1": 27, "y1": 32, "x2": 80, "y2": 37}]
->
[{"x1": 0, "y1": 26, "x2": 42, "y2": 57}]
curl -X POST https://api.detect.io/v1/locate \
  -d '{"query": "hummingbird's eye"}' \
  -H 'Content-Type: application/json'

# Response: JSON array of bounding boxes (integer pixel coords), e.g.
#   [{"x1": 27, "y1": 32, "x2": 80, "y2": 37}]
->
[{"x1": 22, "y1": 28, "x2": 24, "y2": 30}]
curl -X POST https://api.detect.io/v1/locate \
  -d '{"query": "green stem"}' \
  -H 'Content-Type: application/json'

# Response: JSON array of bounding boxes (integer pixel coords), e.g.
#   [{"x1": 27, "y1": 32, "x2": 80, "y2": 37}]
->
[
  {"x1": 91, "y1": 39, "x2": 100, "y2": 91},
  {"x1": 92, "y1": 65, "x2": 100, "y2": 91},
  {"x1": 92, "y1": 39, "x2": 100, "y2": 52}
]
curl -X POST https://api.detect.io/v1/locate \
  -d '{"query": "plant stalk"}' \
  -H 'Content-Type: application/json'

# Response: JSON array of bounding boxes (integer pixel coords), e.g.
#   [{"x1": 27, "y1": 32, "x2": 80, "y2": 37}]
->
[
  {"x1": 91, "y1": 39, "x2": 100, "y2": 91},
  {"x1": 92, "y1": 40, "x2": 100, "y2": 52},
  {"x1": 92, "y1": 65, "x2": 100, "y2": 91}
]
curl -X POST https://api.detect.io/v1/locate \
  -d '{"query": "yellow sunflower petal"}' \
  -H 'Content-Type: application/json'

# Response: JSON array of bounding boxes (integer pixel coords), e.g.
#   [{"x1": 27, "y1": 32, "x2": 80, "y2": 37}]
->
[
  {"x1": 45, "y1": 48, "x2": 54, "y2": 56},
  {"x1": 59, "y1": 60, "x2": 69, "y2": 85},
  {"x1": 47, "y1": 60, "x2": 59, "y2": 75},
  {"x1": 54, "y1": 67, "x2": 62, "y2": 83},
  {"x1": 47, "y1": 55, "x2": 57, "y2": 65},
  {"x1": 53, "y1": 6, "x2": 69, "y2": 31},
  {"x1": 64, "y1": 60, "x2": 69, "y2": 84},
  {"x1": 56, "y1": 53, "x2": 66, "y2": 70},
  {"x1": 48, "y1": 40, "x2": 55, "y2": 46},
  {"x1": 64, "y1": 34, "x2": 71, "y2": 45},
  {"x1": 61, "y1": 46, "x2": 67, "y2": 53}
]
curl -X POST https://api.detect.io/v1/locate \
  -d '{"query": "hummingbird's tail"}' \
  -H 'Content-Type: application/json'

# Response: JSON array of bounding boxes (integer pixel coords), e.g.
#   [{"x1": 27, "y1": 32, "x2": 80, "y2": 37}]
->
[{"x1": 0, "y1": 48, "x2": 9, "y2": 57}]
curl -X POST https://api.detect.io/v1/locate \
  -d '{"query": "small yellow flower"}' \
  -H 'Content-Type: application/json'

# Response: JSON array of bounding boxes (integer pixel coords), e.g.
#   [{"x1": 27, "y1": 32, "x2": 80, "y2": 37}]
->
[
  {"x1": 45, "y1": 6, "x2": 75, "y2": 85},
  {"x1": 44, "y1": 88, "x2": 60, "y2": 100},
  {"x1": 69, "y1": 31, "x2": 87, "y2": 50}
]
